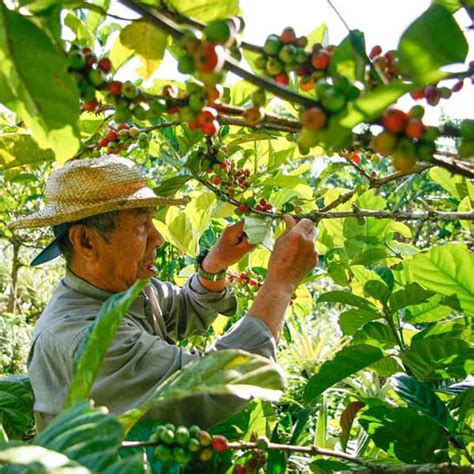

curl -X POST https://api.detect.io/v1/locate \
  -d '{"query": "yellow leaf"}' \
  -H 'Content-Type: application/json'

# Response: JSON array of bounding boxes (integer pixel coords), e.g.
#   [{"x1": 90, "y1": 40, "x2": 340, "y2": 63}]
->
[{"x1": 119, "y1": 20, "x2": 167, "y2": 80}]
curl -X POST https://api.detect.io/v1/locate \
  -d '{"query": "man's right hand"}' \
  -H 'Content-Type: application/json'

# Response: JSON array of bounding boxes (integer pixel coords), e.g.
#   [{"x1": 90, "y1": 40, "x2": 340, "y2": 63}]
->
[
  {"x1": 247, "y1": 216, "x2": 318, "y2": 341},
  {"x1": 266, "y1": 215, "x2": 318, "y2": 289}
]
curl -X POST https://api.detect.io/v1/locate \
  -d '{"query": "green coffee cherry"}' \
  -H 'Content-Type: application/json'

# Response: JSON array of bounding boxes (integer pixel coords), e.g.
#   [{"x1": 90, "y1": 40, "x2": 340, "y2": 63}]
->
[
  {"x1": 189, "y1": 425, "x2": 201, "y2": 438},
  {"x1": 69, "y1": 50, "x2": 86, "y2": 70},
  {"x1": 175, "y1": 426, "x2": 190, "y2": 445},
  {"x1": 187, "y1": 438, "x2": 200, "y2": 452},
  {"x1": 160, "y1": 429, "x2": 175, "y2": 444},
  {"x1": 155, "y1": 444, "x2": 173, "y2": 461}
]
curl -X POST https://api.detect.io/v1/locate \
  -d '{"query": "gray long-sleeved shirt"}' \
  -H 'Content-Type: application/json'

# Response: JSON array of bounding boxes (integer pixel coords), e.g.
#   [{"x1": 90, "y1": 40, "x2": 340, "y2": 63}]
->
[{"x1": 28, "y1": 269, "x2": 276, "y2": 430}]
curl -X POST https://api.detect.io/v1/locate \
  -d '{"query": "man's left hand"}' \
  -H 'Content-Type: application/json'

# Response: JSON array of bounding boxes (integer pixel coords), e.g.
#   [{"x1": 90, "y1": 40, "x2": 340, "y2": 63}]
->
[{"x1": 202, "y1": 220, "x2": 255, "y2": 273}]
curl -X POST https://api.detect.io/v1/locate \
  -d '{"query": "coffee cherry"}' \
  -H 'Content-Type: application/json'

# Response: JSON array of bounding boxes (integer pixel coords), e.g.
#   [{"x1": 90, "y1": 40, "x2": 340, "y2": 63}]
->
[
  {"x1": 234, "y1": 465, "x2": 247, "y2": 474},
  {"x1": 251, "y1": 89, "x2": 266, "y2": 107},
  {"x1": 205, "y1": 19, "x2": 232, "y2": 44},
  {"x1": 98, "y1": 57, "x2": 112, "y2": 73},
  {"x1": 452, "y1": 80, "x2": 464, "y2": 92},
  {"x1": 211, "y1": 435, "x2": 229, "y2": 452},
  {"x1": 69, "y1": 50, "x2": 86, "y2": 70},
  {"x1": 83, "y1": 98, "x2": 99, "y2": 112},
  {"x1": 350, "y1": 152, "x2": 362, "y2": 164},
  {"x1": 280, "y1": 26, "x2": 297, "y2": 44},
  {"x1": 424, "y1": 85, "x2": 440, "y2": 106},
  {"x1": 299, "y1": 75, "x2": 315, "y2": 92},
  {"x1": 178, "y1": 54, "x2": 196, "y2": 74},
  {"x1": 194, "y1": 43, "x2": 226, "y2": 73},
  {"x1": 199, "y1": 447, "x2": 213, "y2": 461},
  {"x1": 369, "y1": 45, "x2": 382, "y2": 59},
  {"x1": 197, "y1": 107, "x2": 218, "y2": 126},
  {"x1": 238, "y1": 204, "x2": 249, "y2": 213},
  {"x1": 107, "y1": 80, "x2": 123, "y2": 96},
  {"x1": 263, "y1": 35, "x2": 282, "y2": 56},
  {"x1": 98, "y1": 138, "x2": 109, "y2": 148},
  {"x1": 188, "y1": 91, "x2": 207, "y2": 112},
  {"x1": 382, "y1": 108, "x2": 408, "y2": 134},
  {"x1": 243, "y1": 106, "x2": 265, "y2": 126},
  {"x1": 199, "y1": 430, "x2": 212, "y2": 447},
  {"x1": 266, "y1": 57, "x2": 283, "y2": 76},
  {"x1": 122, "y1": 81, "x2": 138, "y2": 99},
  {"x1": 301, "y1": 107, "x2": 327, "y2": 131},
  {"x1": 278, "y1": 44, "x2": 296, "y2": 64},
  {"x1": 410, "y1": 89, "x2": 425, "y2": 100},
  {"x1": 372, "y1": 131, "x2": 397, "y2": 156},
  {"x1": 311, "y1": 51, "x2": 331, "y2": 70},
  {"x1": 187, "y1": 438, "x2": 200, "y2": 452},
  {"x1": 274, "y1": 72, "x2": 289, "y2": 86},
  {"x1": 155, "y1": 444, "x2": 173, "y2": 461},
  {"x1": 405, "y1": 118, "x2": 425, "y2": 139}
]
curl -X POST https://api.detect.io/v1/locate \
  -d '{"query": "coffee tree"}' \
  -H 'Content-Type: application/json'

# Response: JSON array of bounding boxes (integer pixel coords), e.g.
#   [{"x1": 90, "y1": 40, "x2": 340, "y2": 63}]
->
[{"x1": 0, "y1": 0, "x2": 473, "y2": 472}]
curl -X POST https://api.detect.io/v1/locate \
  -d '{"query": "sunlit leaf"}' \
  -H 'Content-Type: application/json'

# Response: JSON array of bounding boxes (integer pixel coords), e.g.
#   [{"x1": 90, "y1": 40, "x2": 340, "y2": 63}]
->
[{"x1": 398, "y1": 4, "x2": 468, "y2": 83}]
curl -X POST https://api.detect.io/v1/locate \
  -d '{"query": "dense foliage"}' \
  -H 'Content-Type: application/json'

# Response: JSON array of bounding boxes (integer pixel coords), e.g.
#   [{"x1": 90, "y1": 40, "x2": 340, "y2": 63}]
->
[{"x1": 0, "y1": 0, "x2": 473, "y2": 472}]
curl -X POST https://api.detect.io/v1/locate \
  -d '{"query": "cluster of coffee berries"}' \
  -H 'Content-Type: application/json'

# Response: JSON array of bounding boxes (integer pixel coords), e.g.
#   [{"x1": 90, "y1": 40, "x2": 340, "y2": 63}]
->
[
  {"x1": 68, "y1": 44, "x2": 113, "y2": 112},
  {"x1": 367, "y1": 45, "x2": 401, "y2": 89},
  {"x1": 210, "y1": 159, "x2": 251, "y2": 195},
  {"x1": 233, "y1": 435, "x2": 269, "y2": 474},
  {"x1": 372, "y1": 106, "x2": 437, "y2": 172},
  {"x1": 297, "y1": 75, "x2": 361, "y2": 153},
  {"x1": 254, "y1": 27, "x2": 310, "y2": 86},
  {"x1": 106, "y1": 80, "x2": 168, "y2": 123},
  {"x1": 228, "y1": 271, "x2": 263, "y2": 289},
  {"x1": 95, "y1": 123, "x2": 149, "y2": 155},
  {"x1": 177, "y1": 17, "x2": 244, "y2": 81},
  {"x1": 150, "y1": 424, "x2": 230, "y2": 465},
  {"x1": 410, "y1": 83, "x2": 459, "y2": 106}
]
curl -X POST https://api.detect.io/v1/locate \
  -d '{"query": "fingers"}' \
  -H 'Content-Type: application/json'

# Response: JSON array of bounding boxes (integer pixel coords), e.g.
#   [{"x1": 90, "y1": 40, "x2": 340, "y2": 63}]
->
[
  {"x1": 294, "y1": 218, "x2": 318, "y2": 240},
  {"x1": 283, "y1": 214, "x2": 298, "y2": 231}
]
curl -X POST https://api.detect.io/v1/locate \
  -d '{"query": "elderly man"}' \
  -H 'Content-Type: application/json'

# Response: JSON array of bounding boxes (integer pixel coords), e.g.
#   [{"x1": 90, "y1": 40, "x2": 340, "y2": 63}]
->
[{"x1": 14, "y1": 156, "x2": 317, "y2": 431}]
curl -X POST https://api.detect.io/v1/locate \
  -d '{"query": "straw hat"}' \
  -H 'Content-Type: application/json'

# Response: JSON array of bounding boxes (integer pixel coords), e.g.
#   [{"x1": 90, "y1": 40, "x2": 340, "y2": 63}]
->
[{"x1": 13, "y1": 156, "x2": 189, "y2": 230}]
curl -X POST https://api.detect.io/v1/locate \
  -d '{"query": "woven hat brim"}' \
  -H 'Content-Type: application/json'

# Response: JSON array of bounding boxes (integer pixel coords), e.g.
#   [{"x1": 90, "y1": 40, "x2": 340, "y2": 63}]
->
[{"x1": 13, "y1": 194, "x2": 189, "y2": 229}]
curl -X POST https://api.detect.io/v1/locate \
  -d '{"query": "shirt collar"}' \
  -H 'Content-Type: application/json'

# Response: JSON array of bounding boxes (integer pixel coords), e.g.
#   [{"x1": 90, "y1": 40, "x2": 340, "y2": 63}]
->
[{"x1": 64, "y1": 267, "x2": 148, "y2": 319}]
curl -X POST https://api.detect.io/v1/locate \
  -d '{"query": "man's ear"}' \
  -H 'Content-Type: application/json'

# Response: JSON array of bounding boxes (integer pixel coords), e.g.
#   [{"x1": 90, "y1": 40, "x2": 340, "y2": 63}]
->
[{"x1": 68, "y1": 225, "x2": 101, "y2": 261}]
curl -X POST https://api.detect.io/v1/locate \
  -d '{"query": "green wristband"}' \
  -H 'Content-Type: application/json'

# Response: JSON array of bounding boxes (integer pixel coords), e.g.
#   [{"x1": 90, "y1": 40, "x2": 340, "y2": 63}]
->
[{"x1": 196, "y1": 249, "x2": 227, "y2": 281}]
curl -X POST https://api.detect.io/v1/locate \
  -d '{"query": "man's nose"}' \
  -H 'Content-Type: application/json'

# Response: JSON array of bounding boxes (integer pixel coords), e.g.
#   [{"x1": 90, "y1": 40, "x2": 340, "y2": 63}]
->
[{"x1": 148, "y1": 221, "x2": 164, "y2": 248}]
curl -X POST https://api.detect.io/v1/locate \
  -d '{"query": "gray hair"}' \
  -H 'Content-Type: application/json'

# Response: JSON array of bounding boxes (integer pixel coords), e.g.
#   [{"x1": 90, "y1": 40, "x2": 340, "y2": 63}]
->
[{"x1": 59, "y1": 210, "x2": 119, "y2": 263}]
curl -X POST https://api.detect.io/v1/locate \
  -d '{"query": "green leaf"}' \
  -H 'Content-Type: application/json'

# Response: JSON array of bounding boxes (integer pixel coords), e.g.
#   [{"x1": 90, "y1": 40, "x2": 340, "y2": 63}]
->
[
  {"x1": 350, "y1": 248, "x2": 387, "y2": 266},
  {"x1": 120, "y1": 349, "x2": 286, "y2": 433},
  {"x1": 339, "y1": 400, "x2": 366, "y2": 451},
  {"x1": 102, "y1": 455, "x2": 146, "y2": 474},
  {"x1": 392, "y1": 373, "x2": 457, "y2": 434},
  {"x1": 244, "y1": 216, "x2": 273, "y2": 248},
  {"x1": 398, "y1": 4, "x2": 468, "y2": 83},
  {"x1": 36, "y1": 400, "x2": 123, "y2": 472},
  {"x1": 304, "y1": 345, "x2": 384, "y2": 403},
  {"x1": 0, "y1": 375, "x2": 34, "y2": 439},
  {"x1": 65, "y1": 280, "x2": 148, "y2": 408},
  {"x1": 352, "y1": 322, "x2": 398, "y2": 349},
  {"x1": 359, "y1": 405, "x2": 449, "y2": 463},
  {"x1": 0, "y1": 4, "x2": 80, "y2": 161},
  {"x1": 403, "y1": 294, "x2": 452, "y2": 323},
  {"x1": 389, "y1": 282, "x2": 435, "y2": 313},
  {"x1": 328, "y1": 30, "x2": 366, "y2": 82},
  {"x1": 167, "y1": 0, "x2": 239, "y2": 21},
  {"x1": 401, "y1": 337, "x2": 474, "y2": 381},
  {"x1": 64, "y1": 12, "x2": 95, "y2": 45},
  {"x1": 153, "y1": 175, "x2": 191, "y2": 197},
  {"x1": 432, "y1": 0, "x2": 462, "y2": 13},
  {"x1": 449, "y1": 387, "x2": 474, "y2": 424},
  {"x1": 318, "y1": 290, "x2": 376, "y2": 310},
  {"x1": 0, "y1": 444, "x2": 90, "y2": 473},
  {"x1": 262, "y1": 176, "x2": 308, "y2": 188},
  {"x1": 119, "y1": 20, "x2": 167, "y2": 80},
  {"x1": 0, "y1": 133, "x2": 54, "y2": 170},
  {"x1": 413, "y1": 315, "x2": 473, "y2": 340},
  {"x1": 339, "y1": 81, "x2": 412, "y2": 129},
  {"x1": 0, "y1": 70, "x2": 15, "y2": 103},
  {"x1": 397, "y1": 244, "x2": 474, "y2": 315},
  {"x1": 364, "y1": 279, "x2": 391, "y2": 304},
  {"x1": 338, "y1": 308, "x2": 382, "y2": 335}
]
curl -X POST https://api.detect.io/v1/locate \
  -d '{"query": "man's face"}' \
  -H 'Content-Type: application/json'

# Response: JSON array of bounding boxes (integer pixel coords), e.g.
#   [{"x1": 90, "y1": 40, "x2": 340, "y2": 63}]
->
[{"x1": 97, "y1": 208, "x2": 164, "y2": 291}]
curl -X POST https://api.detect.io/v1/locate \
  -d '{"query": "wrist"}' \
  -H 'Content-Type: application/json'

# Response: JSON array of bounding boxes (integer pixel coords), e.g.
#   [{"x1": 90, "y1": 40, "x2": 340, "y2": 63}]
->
[
  {"x1": 262, "y1": 275, "x2": 296, "y2": 296},
  {"x1": 201, "y1": 255, "x2": 225, "y2": 273}
]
